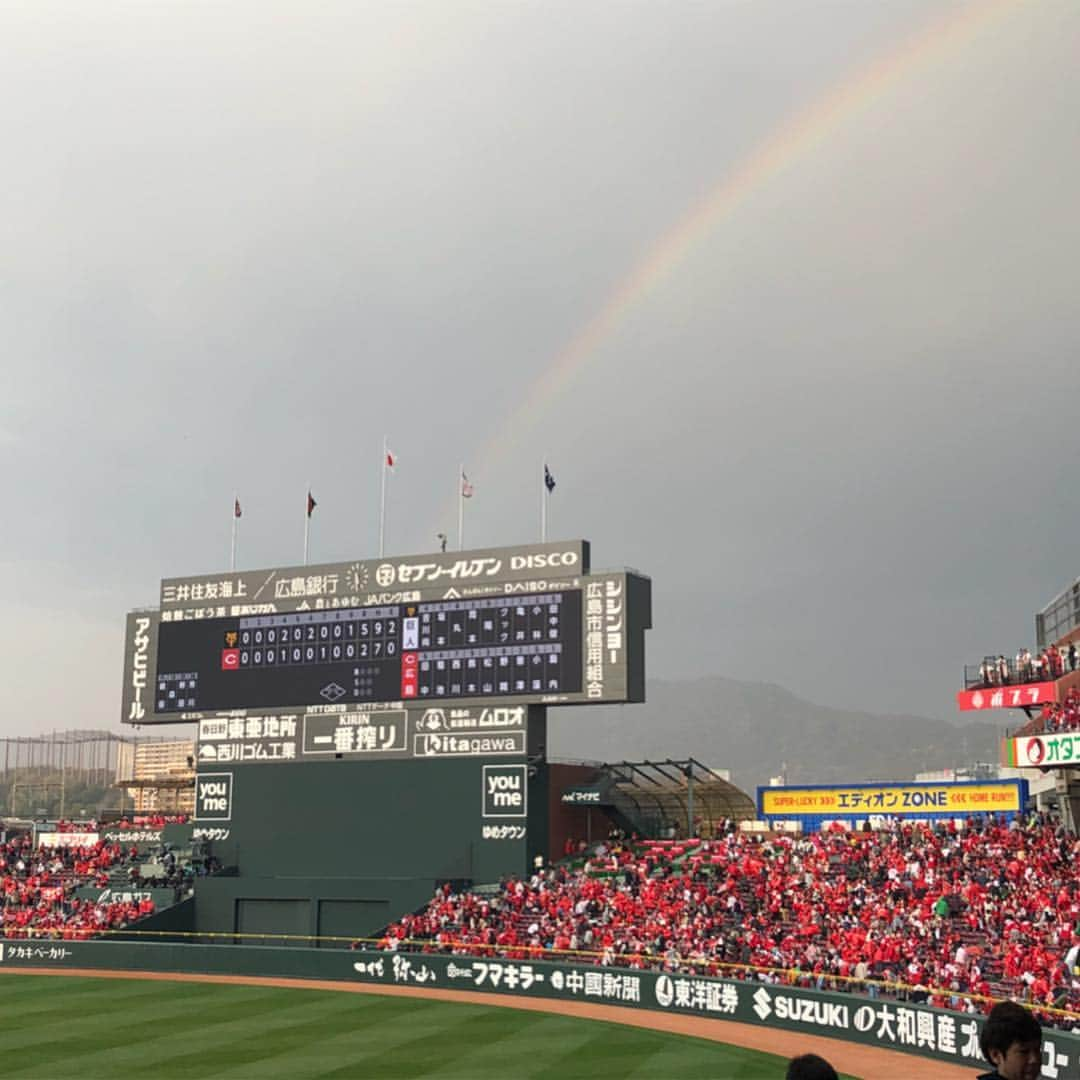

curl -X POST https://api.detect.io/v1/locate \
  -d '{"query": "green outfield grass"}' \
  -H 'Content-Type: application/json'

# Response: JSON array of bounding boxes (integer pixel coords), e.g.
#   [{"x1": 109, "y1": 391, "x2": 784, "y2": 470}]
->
[{"x1": 0, "y1": 973, "x2": 845, "y2": 1079}]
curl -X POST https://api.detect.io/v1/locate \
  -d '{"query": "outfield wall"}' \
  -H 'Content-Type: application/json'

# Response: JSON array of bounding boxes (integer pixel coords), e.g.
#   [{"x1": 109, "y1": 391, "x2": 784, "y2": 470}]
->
[{"x1": 0, "y1": 941, "x2": 1076, "y2": 1076}]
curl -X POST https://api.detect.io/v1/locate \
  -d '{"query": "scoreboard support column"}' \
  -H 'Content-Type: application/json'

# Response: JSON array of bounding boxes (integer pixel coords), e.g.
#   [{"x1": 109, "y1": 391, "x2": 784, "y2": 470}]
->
[{"x1": 525, "y1": 705, "x2": 549, "y2": 871}]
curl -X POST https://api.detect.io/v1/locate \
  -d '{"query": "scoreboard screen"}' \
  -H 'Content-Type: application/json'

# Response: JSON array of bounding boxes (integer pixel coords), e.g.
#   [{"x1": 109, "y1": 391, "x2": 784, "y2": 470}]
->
[
  {"x1": 154, "y1": 591, "x2": 583, "y2": 713},
  {"x1": 121, "y1": 541, "x2": 650, "y2": 724}
]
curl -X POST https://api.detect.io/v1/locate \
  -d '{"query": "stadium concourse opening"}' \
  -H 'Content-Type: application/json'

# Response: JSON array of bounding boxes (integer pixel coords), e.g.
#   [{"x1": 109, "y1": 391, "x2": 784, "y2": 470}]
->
[{"x1": 554, "y1": 758, "x2": 755, "y2": 843}]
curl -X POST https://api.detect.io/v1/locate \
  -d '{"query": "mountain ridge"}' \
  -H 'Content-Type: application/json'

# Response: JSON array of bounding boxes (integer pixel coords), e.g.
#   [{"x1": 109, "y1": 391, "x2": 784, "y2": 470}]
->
[{"x1": 548, "y1": 674, "x2": 1000, "y2": 792}]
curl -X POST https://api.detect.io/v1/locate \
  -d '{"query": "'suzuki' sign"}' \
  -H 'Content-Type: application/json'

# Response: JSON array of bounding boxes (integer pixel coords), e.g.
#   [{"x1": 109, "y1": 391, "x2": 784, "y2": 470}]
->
[{"x1": 956, "y1": 682, "x2": 1057, "y2": 711}]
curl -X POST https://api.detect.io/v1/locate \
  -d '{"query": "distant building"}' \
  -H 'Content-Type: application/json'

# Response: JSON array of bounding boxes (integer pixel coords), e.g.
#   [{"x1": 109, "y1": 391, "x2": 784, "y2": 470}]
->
[{"x1": 116, "y1": 739, "x2": 195, "y2": 813}]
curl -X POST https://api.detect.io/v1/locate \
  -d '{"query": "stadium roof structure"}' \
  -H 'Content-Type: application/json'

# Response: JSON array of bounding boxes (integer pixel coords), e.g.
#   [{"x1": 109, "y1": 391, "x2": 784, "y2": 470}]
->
[{"x1": 596, "y1": 758, "x2": 755, "y2": 836}]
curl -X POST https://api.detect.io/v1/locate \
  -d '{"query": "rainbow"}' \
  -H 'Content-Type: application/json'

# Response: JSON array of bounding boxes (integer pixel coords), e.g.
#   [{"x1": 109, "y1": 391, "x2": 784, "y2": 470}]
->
[{"x1": 465, "y1": 0, "x2": 1018, "y2": 503}]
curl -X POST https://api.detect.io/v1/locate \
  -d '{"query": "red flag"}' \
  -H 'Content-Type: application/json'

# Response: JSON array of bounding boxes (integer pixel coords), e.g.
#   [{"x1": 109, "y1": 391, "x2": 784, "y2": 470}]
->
[
  {"x1": 234, "y1": 497, "x2": 242, "y2": 519},
  {"x1": 386, "y1": 449, "x2": 397, "y2": 469},
  {"x1": 461, "y1": 472, "x2": 474, "y2": 498},
  {"x1": 306, "y1": 491, "x2": 317, "y2": 517}
]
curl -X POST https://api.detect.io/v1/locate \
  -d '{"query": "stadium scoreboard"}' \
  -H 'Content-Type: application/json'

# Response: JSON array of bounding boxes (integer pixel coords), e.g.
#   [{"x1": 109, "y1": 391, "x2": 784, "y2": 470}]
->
[{"x1": 121, "y1": 540, "x2": 650, "y2": 728}]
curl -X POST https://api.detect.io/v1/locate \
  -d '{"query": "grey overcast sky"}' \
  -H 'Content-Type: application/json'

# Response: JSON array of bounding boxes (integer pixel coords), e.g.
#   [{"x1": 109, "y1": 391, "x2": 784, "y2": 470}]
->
[{"x1": 1, "y1": 0, "x2": 1078, "y2": 737}]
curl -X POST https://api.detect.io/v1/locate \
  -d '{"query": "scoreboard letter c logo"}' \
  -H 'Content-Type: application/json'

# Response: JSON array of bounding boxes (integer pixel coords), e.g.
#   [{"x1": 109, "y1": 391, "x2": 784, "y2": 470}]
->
[{"x1": 221, "y1": 649, "x2": 240, "y2": 671}]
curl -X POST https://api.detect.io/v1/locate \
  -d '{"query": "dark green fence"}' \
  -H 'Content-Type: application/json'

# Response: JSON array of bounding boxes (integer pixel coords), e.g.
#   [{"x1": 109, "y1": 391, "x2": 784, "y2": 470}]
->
[{"x1": 1, "y1": 940, "x2": 1076, "y2": 1076}]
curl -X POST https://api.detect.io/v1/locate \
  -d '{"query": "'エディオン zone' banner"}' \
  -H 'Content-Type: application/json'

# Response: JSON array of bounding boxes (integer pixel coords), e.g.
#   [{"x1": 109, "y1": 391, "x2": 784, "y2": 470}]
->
[
  {"x1": 758, "y1": 779, "x2": 1026, "y2": 819},
  {"x1": 0, "y1": 941, "x2": 1076, "y2": 1075}
]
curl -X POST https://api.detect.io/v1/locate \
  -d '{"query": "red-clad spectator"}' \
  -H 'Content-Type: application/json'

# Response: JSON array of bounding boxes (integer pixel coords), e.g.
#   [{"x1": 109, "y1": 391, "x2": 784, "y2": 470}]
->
[
  {"x1": 378, "y1": 816, "x2": 1080, "y2": 1028},
  {"x1": 0, "y1": 833, "x2": 157, "y2": 941}
]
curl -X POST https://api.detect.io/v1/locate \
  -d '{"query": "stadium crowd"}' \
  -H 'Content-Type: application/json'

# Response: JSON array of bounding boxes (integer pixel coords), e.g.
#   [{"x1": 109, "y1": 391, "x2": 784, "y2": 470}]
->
[
  {"x1": 0, "y1": 832, "x2": 152, "y2": 939},
  {"x1": 1012, "y1": 688, "x2": 1080, "y2": 739},
  {"x1": 379, "y1": 815, "x2": 1080, "y2": 1027},
  {"x1": 53, "y1": 814, "x2": 188, "y2": 834},
  {"x1": 1040, "y1": 689, "x2": 1080, "y2": 734},
  {"x1": 976, "y1": 644, "x2": 1078, "y2": 688}
]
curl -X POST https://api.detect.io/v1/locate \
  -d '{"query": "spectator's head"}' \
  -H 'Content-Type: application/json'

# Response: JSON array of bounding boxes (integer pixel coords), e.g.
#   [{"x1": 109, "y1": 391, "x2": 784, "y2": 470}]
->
[
  {"x1": 979, "y1": 1001, "x2": 1042, "y2": 1080},
  {"x1": 785, "y1": 1053, "x2": 838, "y2": 1080}
]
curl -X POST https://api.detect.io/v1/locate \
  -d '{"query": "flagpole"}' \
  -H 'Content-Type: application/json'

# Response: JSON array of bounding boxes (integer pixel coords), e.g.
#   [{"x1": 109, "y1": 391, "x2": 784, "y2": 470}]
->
[
  {"x1": 379, "y1": 436, "x2": 388, "y2": 558},
  {"x1": 458, "y1": 463, "x2": 465, "y2": 551},
  {"x1": 540, "y1": 457, "x2": 547, "y2": 543},
  {"x1": 230, "y1": 494, "x2": 238, "y2": 572},
  {"x1": 303, "y1": 482, "x2": 311, "y2": 566}
]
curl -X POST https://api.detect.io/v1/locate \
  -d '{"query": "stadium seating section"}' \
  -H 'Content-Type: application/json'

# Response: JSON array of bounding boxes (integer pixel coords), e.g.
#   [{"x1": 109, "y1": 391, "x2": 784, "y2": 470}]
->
[
  {"x1": 0, "y1": 816, "x2": 193, "y2": 939},
  {"x1": 379, "y1": 817, "x2": 1080, "y2": 1026}
]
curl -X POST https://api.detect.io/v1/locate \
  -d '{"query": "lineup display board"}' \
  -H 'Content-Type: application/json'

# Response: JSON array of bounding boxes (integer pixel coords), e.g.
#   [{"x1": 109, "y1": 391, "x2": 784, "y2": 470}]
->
[
  {"x1": 758, "y1": 779, "x2": 1027, "y2": 819},
  {"x1": 121, "y1": 540, "x2": 650, "y2": 724},
  {"x1": 153, "y1": 590, "x2": 583, "y2": 713}
]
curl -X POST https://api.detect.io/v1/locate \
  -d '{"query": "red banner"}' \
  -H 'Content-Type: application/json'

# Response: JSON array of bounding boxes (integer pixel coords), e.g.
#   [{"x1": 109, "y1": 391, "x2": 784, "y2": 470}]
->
[{"x1": 957, "y1": 682, "x2": 1057, "y2": 711}]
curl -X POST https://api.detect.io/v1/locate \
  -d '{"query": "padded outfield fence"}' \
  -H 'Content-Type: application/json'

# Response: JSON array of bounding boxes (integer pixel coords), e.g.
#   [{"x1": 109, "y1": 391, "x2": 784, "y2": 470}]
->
[{"x1": 1, "y1": 938, "x2": 1078, "y2": 1076}]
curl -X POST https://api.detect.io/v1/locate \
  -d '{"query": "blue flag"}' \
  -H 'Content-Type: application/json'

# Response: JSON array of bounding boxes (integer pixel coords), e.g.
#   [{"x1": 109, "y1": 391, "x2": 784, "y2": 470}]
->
[{"x1": 544, "y1": 465, "x2": 556, "y2": 493}]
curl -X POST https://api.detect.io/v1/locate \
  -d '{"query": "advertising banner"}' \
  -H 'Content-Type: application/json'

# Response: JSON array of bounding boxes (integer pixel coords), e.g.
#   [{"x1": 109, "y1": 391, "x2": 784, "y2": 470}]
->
[
  {"x1": 36, "y1": 832, "x2": 99, "y2": 848},
  {"x1": 0, "y1": 942, "x2": 1076, "y2": 1076},
  {"x1": 160, "y1": 541, "x2": 591, "y2": 616},
  {"x1": 758, "y1": 780, "x2": 1026, "y2": 819},
  {"x1": 957, "y1": 682, "x2": 1057, "y2": 711},
  {"x1": 1006, "y1": 733, "x2": 1080, "y2": 769}
]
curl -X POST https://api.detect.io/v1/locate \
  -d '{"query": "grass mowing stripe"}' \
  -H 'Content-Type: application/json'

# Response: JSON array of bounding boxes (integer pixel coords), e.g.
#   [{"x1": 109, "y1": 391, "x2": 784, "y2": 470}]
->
[
  {"x1": 202, "y1": 997, "x2": 480, "y2": 1080},
  {"x1": 422, "y1": 1013, "x2": 598, "y2": 1078},
  {"x1": 0, "y1": 975, "x2": 236, "y2": 1025},
  {"x1": 519, "y1": 1017, "x2": 761, "y2": 1080},
  {"x1": 319, "y1": 1004, "x2": 552, "y2": 1080},
  {"x1": 0, "y1": 985, "x2": 346, "y2": 1073},
  {"x1": 0, "y1": 976, "x2": 805, "y2": 1080},
  {"x1": 164, "y1": 995, "x2": 455, "y2": 1079}
]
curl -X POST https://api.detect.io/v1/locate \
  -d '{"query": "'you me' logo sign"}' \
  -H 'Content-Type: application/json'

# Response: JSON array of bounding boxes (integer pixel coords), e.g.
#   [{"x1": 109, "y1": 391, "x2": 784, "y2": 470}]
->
[
  {"x1": 196, "y1": 773, "x2": 233, "y2": 821},
  {"x1": 482, "y1": 765, "x2": 527, "y2": 818}
]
